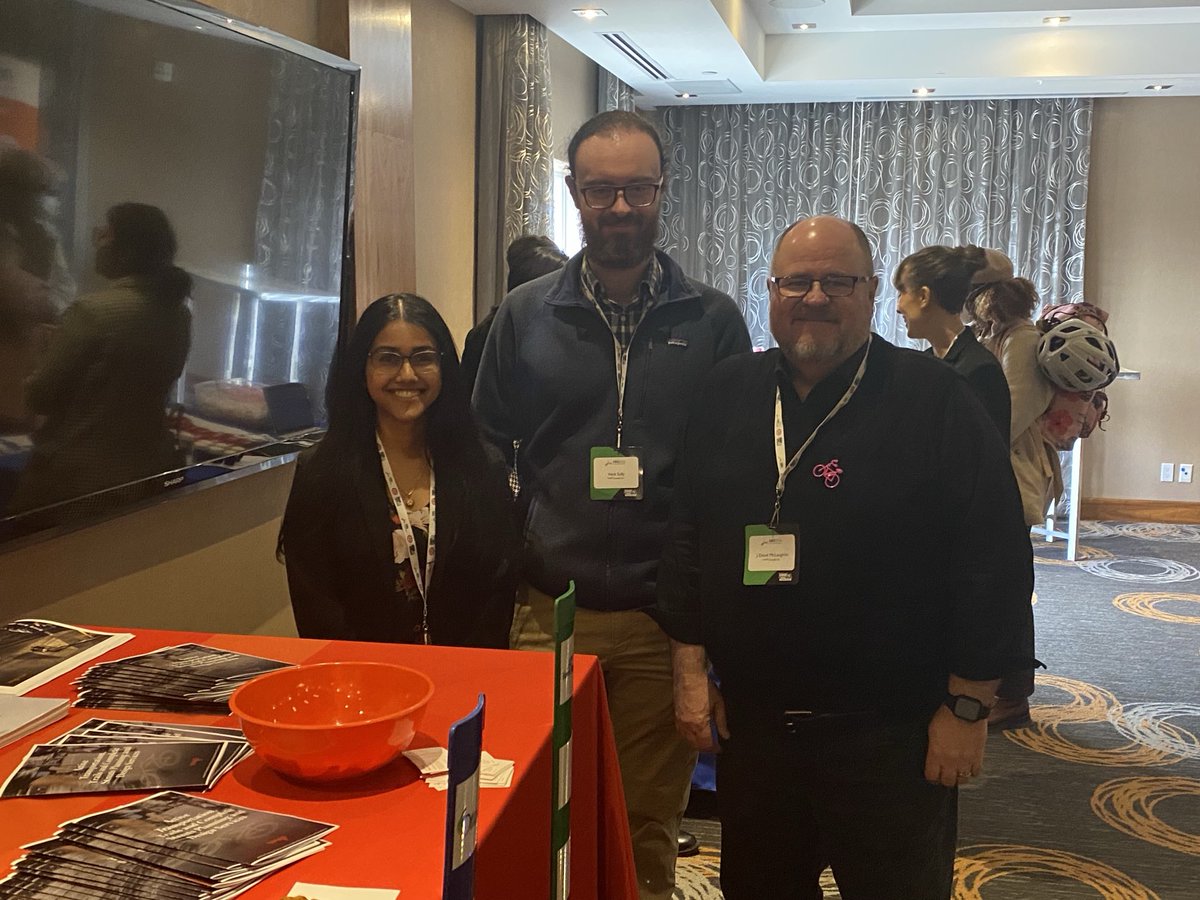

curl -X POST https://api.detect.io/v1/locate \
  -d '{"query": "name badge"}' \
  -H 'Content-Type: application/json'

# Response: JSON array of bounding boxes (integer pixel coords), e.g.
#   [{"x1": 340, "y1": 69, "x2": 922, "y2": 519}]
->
[
  {"x1": 744, "y1": 524, "x2": 799, "y2": 585},
  {"x1": 590, "y1": 447, "x2": 643, "y2": 500}
]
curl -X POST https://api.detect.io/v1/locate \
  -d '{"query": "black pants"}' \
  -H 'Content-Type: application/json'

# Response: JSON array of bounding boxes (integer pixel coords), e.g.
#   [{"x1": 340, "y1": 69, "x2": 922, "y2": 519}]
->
[{"x1": 717, "y1": 709, "x2": 957, "y2": 900}]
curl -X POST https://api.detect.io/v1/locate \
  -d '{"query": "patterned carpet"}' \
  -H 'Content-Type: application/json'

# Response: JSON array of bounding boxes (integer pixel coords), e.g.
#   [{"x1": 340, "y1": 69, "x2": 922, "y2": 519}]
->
[{"x1": 674, "y1": 521, "x2": 1200, "y2": 899}]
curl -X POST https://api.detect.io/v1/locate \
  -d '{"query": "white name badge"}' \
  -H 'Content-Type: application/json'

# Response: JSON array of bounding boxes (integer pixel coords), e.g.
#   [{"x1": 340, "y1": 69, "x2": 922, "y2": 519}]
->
[
  {"x1": 747, "y1": 533, "x2": 796, "y2": 572},
  {"x1": 593, "y1": 455, "x2": 640, "y2": 489}
]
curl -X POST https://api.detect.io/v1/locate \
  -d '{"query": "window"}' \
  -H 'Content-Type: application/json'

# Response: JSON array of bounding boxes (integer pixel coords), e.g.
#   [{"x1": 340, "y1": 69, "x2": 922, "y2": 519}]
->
[{"x1": 550, "y1": 159, "x2": 583, "y2": 257}]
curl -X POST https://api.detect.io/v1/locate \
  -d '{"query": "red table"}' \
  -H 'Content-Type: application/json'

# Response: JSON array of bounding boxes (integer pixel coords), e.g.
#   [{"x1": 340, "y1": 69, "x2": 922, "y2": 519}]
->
[{"x1": 0, "y1": 628, "x2": 639, "y2": 899}]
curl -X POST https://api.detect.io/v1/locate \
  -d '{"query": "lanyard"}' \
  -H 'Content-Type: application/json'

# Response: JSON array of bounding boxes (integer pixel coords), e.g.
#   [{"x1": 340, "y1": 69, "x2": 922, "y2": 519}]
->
[
  {"x1": 770, "y1": 337, "x2": 872, "y2": 528},
  {"x1": 376, "y1": 433, "x2": 436, "y2": 644}
]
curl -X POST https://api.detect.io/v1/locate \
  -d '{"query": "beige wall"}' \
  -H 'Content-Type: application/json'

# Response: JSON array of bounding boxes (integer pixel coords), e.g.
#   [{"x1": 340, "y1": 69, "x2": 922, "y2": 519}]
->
[
  {"x1": 412, "y1": 0, "x2": 477, "y2": 343},
  {"x1": 1081, "y1": 97, "x2": 1200, "y2": 504},
  {"x1": 547, "y1": 30, "x2": 598, "y2": 161}
]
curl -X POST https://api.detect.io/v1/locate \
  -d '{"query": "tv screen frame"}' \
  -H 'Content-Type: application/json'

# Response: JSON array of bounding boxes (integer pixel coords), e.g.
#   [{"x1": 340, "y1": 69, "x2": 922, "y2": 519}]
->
[{"x1": 0, "y1": 0, "x2": 360, "y2": 550}]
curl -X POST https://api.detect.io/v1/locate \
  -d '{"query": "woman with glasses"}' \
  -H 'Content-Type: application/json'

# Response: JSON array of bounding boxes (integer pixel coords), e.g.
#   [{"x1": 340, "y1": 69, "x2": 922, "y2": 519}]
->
[{"x1": 280, "y1": 293, "x2": 518, "y2": 648}]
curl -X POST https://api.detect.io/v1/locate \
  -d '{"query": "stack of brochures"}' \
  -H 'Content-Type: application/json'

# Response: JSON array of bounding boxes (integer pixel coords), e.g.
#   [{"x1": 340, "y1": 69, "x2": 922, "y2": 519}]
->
[
  {"x1": 0, "y1": 791, "x2": 336, "y2": 898},
  {"x1": 0, "y1": 695, "x2": 70, "y2": 750},
  {"x1": 2, "y1": 718, "x2": 253, "y2": 798},
  {"x1": 0, "y1": 620, "x2": 132, "y2": 696},
  {"x1": 73, "y1": 643, "x2": 292, "y2": 714}
]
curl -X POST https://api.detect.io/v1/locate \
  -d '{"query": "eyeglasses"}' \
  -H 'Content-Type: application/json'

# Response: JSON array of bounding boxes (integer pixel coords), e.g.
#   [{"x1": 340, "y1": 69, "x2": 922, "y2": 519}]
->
[
  {"x1": 367, "y1": 347, "x2": 442, "y2": 374},
  {"x1": 578, "y1": 181, "x2": 663, "y2": 210},
  {"x1": 768, "y1": 274, "x2": 872, "y2": 299}
]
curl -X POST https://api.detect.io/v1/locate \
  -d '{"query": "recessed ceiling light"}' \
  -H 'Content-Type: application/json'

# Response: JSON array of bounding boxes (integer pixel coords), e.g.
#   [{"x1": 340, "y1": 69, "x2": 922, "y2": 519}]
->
[
  {"x1": 572, "y1": 8, "x2": 608, "y2": 19},
  {"x1": 1042, "y1": 15, "x2": 1071, "y2": 26},
  {"x1": 792, "y1": 23, "x2": 817, "y2": 31},
  {"x1": 912, "y1": 87, "x2": 935, "y2": 96},
  {"x1": 1145, "y1": 84, "x2": 1174, "y2": 91},
  {"x1": 676, "y1": 92, "x2": 696, "y2": 99}
]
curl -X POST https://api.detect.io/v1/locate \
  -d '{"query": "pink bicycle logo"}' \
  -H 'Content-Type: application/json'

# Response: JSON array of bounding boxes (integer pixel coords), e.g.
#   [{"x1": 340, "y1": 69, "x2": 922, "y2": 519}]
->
[{"x1": 812, "y1": 458, "x2": 842, "y2": 489}]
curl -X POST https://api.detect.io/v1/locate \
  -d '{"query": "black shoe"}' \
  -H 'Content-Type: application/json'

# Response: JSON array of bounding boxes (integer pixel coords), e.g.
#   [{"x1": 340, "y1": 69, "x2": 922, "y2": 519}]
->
[{"x1": 677, "y1": 830, "x2": 700, "y2": 857}]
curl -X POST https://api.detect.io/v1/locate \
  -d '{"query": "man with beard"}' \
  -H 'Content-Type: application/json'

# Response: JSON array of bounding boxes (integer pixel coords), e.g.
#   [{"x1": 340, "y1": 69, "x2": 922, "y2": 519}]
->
[
  {"x1": 656, "y1": 216, "x2": 1034, "y2": 899},
  {"x1": 473, "y1": 111, "x2": 750, "y2": 900}
]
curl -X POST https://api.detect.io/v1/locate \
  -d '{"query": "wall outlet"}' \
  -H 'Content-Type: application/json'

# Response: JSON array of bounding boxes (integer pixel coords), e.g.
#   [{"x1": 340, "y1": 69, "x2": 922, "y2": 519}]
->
[
  {"x1": 1180, "y1": 464, "x2": 1194, "y2": 484},
  {"x1": 1160, "y1": 462, "x2": 1175, "y2": 482}
]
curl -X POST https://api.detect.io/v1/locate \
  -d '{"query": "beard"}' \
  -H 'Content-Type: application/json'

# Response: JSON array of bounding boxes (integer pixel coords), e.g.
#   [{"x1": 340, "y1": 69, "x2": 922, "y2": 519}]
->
[
  {"x1": 582, "y1": 212, "x2": 659, "y2": 269},
  {"x1": 781, "y1": 333, "x2": 847, "y2": 367}
]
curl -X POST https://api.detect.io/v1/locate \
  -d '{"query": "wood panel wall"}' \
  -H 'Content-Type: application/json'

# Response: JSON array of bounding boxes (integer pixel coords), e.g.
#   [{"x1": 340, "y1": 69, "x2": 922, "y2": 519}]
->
[{"x1": 1080, "y1": 499, "x2": 1200, "y2": 525}]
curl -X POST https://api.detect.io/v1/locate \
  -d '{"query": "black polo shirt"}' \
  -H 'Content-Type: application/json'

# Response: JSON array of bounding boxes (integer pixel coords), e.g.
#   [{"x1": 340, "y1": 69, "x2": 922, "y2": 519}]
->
[
  {"x1": 655, "y1": 335, "x2": 1034, "y2": 719},
  {"x1": 928, "y1": 327, "x2": 1012, "y2": 446}
]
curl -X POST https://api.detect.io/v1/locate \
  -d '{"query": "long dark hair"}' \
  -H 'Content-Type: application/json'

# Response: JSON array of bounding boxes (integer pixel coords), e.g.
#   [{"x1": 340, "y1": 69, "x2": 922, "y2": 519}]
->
[
  {"x1": 894, "y1": 245, "x2": 987, "y2": 314},
  {"x1": 104, "y1": 203, "x2": 191, "y2": 304},
  {"x1": 317, "y1": 293, "x2": 486, "y2": 477}
]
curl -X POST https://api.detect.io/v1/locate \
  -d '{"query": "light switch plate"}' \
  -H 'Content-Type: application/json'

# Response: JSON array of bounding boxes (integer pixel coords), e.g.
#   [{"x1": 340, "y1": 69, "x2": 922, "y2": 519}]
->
[{"x1": 1160, "y1": 462, "x2": 1174, "y2": 482}]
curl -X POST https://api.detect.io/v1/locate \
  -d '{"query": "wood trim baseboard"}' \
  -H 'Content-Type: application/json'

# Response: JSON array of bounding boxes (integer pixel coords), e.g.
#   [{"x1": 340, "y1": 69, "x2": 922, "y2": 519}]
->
[{"x1": 1080, "y1": 498, "x2": 1200, "y2": 524}]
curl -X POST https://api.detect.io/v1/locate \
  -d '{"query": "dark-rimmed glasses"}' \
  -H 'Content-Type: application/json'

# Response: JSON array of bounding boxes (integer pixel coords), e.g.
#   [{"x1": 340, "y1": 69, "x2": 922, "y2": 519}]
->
[
  {"x1": 768, "y1": 274, "x2": 872, "y2": 299},
  {"x1": 578, "y1": 181, "x2": 663, "y2": 210},
  {"x1": 367, "y1": 348, "x2": 442, "y2": 374}
]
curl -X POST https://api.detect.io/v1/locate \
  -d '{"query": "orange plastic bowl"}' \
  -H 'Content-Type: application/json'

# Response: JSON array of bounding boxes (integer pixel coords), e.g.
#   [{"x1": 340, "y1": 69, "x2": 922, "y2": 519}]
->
[{"x1": 229, "y1": 661, "x2": 434, "y2": 783}]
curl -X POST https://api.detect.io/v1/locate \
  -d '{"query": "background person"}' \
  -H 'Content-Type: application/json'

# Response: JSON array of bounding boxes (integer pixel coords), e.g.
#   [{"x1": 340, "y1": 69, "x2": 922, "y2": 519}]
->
[
  {"x1": 895, "y1": 244, "x2": 1011, "y2": 443},
  {"x1": 11, "y1": 203, "x2": 190, "y2": 514},
  {"x1": 461, "y1": 234, "x2": 566, "y2": 390},
  {"x1": 281, "y1": 293, "x2": 518, "y2": 648},
  {"x1": 969, "y1": 264, "x2": 1059, "y2": 729}
]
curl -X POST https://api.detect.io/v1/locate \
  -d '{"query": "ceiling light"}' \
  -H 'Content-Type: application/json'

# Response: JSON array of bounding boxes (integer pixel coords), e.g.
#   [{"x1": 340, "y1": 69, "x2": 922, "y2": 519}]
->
[
  {"x1": 573, "y1": 8, "x2": 608, "y2": 19},
  {"x1": 676, "y1": 92, "x2": 696, "y2": 99},
  {"x1": 1145, "y1": 84, "x2": 1174, "y2": 91},
  {"x1": 1042, "y1": 16, "x2": 1070, "y2": 26},
  {"x1": 792, "y1": 23, "x2": 817, "y2": 31},
  {"x1": 912, "y1": 87, "x2": 935, "y2": 96}
]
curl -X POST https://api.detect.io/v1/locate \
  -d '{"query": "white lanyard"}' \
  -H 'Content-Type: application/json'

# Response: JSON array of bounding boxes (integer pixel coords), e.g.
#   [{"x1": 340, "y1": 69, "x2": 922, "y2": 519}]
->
[
  {"x1": 608, "y1": 328, "x2": 634, "y2": 449},
  {"x1": 376, "y1": 433, "x2": 436, "y2": 644},
  {"x1": 770, "y1": 337, "x2": 872, "y2": 528}
]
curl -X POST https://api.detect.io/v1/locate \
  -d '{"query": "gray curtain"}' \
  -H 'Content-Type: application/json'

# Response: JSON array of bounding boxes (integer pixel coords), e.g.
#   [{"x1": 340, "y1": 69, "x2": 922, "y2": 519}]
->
[
  {"x1": 598, "y1": 69, "x2": 637, "y2": 113},
  {"x1": 254, "y1": 53, "x2": 350, "y2": 294},
  {"x1": 659, "y1": 98, "x2": 1093, "y2": 350},
  {"x1": 474, "y1": 15, "x2": 554, "y2": 320}
]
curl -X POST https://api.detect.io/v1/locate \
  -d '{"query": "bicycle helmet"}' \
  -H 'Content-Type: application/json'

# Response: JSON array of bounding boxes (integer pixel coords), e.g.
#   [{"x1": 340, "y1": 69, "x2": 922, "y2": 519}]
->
[{"x1": 1037, "y1": 319, "x2": 1119, "y2": 391}]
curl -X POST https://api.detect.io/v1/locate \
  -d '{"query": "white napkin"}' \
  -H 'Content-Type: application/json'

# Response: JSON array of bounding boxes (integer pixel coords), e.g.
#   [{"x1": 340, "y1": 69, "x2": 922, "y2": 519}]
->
[
  {"x1": 403, "y1": 748, "x2": 514, "y2": 791},
  {"x1": 285, "y1": 883, "x2": 399, "y2": 899}
]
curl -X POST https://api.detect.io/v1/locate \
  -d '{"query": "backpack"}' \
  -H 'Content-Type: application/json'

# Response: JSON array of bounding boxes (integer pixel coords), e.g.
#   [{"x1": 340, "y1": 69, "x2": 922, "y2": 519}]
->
[{"x1": 1034, "y1": 303, "x2": 1116, "y2": 450}]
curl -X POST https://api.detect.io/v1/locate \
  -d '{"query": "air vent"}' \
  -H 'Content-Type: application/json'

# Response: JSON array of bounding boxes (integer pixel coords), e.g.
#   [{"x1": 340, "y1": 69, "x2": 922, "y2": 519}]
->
[
  {"x1": 668, "y1": 79, "x2": 741, "y2": 95},
  {"x1": 599, "y1": 32, "x2": 671, "y2": 80}
]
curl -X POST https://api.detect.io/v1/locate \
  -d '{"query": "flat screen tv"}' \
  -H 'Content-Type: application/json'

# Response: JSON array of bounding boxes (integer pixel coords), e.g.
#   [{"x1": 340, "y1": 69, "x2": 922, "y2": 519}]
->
[{"x1": 0, "y1": 0, "x2": 358, "y2": 545}]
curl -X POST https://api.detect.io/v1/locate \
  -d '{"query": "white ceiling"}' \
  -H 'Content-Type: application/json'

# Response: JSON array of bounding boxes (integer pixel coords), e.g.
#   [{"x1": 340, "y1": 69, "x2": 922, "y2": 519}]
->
[{"x1": 450, "y1": 0, "x2": 1200, "y2": 103}]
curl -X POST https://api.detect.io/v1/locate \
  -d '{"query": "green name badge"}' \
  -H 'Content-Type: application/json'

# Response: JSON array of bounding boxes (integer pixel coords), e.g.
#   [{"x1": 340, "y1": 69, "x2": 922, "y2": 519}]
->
[
  {"x1": 590, "y1": 446, "x2": 644, "y2": 500},
  {"x1": 743, "y1": 523, "x2": 799, "y2": 585}
]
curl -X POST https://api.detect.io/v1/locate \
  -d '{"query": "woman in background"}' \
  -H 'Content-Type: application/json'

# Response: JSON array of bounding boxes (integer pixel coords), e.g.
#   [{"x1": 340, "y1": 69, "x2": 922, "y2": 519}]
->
[
  {"x1": 968, "y1": 266, "x2": 1058, "y2": 729},
  {"x1": 280, "y1": 293, "x2": 518, "y2": 648},
  {"x1": 894, "y1": 244, "x2": 1011, "y2": 444},
  {"x1": 11, "y1": 203, "x2": 191, "y2": 514}
]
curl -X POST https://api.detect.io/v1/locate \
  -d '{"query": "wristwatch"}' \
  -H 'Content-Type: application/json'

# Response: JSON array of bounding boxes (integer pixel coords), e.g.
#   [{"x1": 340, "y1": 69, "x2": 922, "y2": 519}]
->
[{"x1": 944, "y1": 693, "x2": 993, "y2": 723}]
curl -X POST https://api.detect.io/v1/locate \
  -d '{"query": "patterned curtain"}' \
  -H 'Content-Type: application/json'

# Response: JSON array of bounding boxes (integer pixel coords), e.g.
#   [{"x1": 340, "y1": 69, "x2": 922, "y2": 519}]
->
[
  {"x1": 598, "y1": 68, "x2": 637, "y2": 113},
  {"x1": 660, "y1": 98, "x2": 1092, "y2": 350},
  {"x1": 474, "y1": 15, "x2": 554, "y2": 320},
  {"x1": 254, "y1": 53, "x2": 350, "y2": 294}
]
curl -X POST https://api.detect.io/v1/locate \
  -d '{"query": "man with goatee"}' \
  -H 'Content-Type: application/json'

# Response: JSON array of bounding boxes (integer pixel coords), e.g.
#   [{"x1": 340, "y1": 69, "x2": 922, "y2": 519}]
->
[
  {"x1": 473, "y1": 110, "x2": 750, "y2": 899},
  {"x1": 657, "y1": 215, "x2": 1034, "y2": 899}
]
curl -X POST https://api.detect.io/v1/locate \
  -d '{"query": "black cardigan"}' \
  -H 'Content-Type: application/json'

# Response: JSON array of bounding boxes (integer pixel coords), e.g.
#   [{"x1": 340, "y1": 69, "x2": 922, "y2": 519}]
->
[{"x1": 280, "y1": 445, "x2": 519, "y2": 649}]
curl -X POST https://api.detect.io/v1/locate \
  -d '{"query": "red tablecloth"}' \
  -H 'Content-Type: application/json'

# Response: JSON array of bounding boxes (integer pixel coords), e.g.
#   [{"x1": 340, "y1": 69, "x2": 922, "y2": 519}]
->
[{"x1": 0, "y1": 628, "x2": 639, "y2": 899}]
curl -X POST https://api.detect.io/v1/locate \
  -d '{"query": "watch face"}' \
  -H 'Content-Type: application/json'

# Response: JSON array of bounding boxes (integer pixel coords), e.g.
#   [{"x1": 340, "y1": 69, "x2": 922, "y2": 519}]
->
[{"x1": 952, "y1": 696, "x2": 985, "y2": 720}]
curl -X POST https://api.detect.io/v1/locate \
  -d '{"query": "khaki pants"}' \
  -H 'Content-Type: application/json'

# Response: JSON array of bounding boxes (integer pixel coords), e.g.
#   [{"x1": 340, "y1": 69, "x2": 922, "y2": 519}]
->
[{"x1": 511, "y1": 583, "x2": 697, "y2": 900}]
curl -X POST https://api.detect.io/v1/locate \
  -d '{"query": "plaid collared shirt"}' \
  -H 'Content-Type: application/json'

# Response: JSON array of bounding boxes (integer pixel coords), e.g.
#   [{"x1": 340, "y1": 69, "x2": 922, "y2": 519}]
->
[{"x1": 580, "y1": 253, "x2": 664, "y2": 353}]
